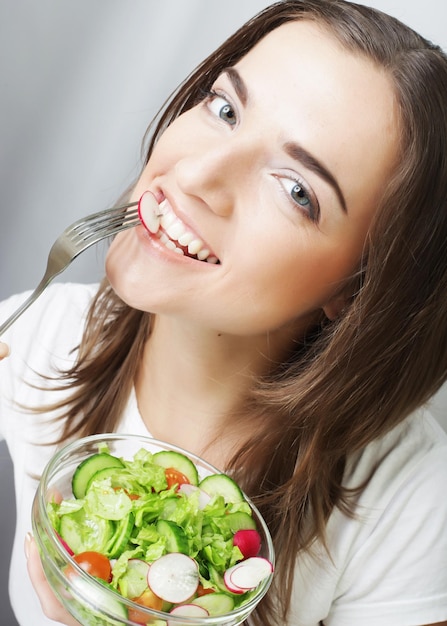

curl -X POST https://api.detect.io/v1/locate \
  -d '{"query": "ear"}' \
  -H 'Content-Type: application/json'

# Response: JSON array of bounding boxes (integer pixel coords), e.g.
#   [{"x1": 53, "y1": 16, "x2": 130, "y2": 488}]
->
[
  {"x1": 322, "y1": 293, "x2": 349, "y2": 321},
  {"x1": 322, "y1": 271, "x2": 361, "y2": 320}
]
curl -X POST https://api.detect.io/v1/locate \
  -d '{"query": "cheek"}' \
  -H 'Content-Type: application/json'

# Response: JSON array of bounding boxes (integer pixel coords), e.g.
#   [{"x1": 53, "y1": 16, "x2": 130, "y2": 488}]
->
[
  {"x1": 105, "y1": 231, "x2": 147, "y2": 306},
  {"x1": 235, "y1": 235, "x2": 362, "y2": 330}
]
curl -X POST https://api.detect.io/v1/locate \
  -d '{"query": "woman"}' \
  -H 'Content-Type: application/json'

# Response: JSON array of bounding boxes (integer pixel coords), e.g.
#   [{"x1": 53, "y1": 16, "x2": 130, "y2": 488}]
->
[{"x1": 1, "y1": 1, "x2": 446, "y2": 624}]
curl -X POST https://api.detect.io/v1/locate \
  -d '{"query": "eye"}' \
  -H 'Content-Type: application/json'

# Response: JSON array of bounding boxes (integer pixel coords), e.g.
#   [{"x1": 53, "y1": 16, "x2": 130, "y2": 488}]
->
[
  {"x1": 206, "y1": 92, "x2": 237, "y2": 126},
  {"x1": 280, "y1": 176, "x2": 319, "y2": 222}
]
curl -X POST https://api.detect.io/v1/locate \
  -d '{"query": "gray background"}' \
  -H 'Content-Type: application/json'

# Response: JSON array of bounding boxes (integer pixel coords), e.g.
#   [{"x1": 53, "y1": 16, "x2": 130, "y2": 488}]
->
[{"x1": 1, "y1": 2, "x2": 446, "y2": 624}]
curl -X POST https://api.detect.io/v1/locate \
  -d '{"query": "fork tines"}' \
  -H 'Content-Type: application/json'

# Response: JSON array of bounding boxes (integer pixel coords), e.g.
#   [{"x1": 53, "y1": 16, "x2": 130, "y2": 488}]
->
[{"x1": 70, "y1": 202, "x2": 140, "y2": 244}]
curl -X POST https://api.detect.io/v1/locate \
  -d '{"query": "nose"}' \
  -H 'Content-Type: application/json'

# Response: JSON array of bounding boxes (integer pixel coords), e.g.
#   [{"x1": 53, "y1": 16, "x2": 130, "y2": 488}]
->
[{"x1": 174, "y1": 140, "x2": 248, "y2": 217}]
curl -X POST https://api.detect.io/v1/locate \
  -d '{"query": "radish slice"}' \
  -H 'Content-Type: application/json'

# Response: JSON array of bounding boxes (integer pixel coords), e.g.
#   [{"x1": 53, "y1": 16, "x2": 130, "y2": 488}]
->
[
  {"x1": 178, "y1": 483, "x2": 211, "y2": 510},
  {"x1": 225, "y1": 557, "x2": 273, "y2": 592},
  {"x1": 147, "y1": 553, "x2": 199, "y2": 604},
  {"x1": 233, "y1": 529, "x2": 261, "y2": 558},
  {"x1": 138, "y1": 191, "x2": 161, "y2": 234},
  {"x1": 168, "y1": 603, "x2": 209, "y2": 625},
  {"x1": 223, "y1": 568, "x2": 245, "y2": 595}
]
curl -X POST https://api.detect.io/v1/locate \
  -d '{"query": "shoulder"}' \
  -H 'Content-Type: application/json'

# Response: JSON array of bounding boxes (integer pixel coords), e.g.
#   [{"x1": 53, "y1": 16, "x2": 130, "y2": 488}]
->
[
  {"x1": 327, "y1": 412, "x2": 447, "y2": 624},
  {"x1": 345, "y1": 411, "x2": 447, "y2": 508},
  {"x1": 335, "y1": 412, "x2": 447, "y2": 564},
  {"x1": 288, "y1": 413, "x2": 447, "y2": 625}
]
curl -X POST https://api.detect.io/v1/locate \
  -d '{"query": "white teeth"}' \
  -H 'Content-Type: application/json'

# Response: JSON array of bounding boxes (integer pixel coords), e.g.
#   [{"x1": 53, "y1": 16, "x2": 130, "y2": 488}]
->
[
  {"x1": 156, "y1": 230, "x2": 184, "y2": 255},
  {"x1": 164, "y1": 240, "x2": 177, "y2": 251},
  {"x1": 178, "y1": 232, "x2": 195, "y2": 246},
  {"x1": 188, "y1": 239, "x2": 204, "y2": 255},
  {"x1": 197, "y1": 248, "x2": 210, "y2": 261},
  {"x1": 165, "y1": 219, "x2": 186, "y2": 241},
  {"x1": 151, "y1": 197, "x2": 219, "y2": 263},
  {"x1": 160, "y1": 212, "x2": 176, "y2": 229}
]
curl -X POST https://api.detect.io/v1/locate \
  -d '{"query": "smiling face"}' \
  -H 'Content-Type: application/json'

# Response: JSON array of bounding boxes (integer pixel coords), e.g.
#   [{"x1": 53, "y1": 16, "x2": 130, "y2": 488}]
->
[{"x1": 106, "y1": 20, "x2": 399, "y2": 337}]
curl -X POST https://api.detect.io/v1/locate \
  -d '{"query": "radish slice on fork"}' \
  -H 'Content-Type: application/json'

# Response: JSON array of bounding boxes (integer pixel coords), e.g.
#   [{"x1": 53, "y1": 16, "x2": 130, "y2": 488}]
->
[{"x1": 138, "y1": 191, "x2": 161, "y2": 234}]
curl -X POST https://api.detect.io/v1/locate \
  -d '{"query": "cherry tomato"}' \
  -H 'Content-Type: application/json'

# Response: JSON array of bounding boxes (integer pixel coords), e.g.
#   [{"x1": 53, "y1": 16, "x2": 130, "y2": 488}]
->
[
  {"x1": 68, "y1": 551, "x2": 112, "y2": 582},
  {"x1": 165, "y1": 467, "x2": 190, "y2": 490},
  {"x1": 128, "y1": 588, "x2": 163, "y2": 623}
]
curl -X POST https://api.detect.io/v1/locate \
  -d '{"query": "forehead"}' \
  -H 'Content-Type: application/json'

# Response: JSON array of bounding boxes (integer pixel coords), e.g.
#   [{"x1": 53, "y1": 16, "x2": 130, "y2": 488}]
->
[{"x1": 234, "y1": 20, "x2": 399, "y2": 216}]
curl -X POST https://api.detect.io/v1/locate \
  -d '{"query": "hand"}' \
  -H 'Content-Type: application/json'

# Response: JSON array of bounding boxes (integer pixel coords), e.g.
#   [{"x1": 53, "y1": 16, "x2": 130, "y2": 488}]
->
[
  {"x1": 0, "y1": 341, "x2": 10, "y2": 359},
  {"x1": 25, "y1": 533, "x2": 81, "y2": 626}
]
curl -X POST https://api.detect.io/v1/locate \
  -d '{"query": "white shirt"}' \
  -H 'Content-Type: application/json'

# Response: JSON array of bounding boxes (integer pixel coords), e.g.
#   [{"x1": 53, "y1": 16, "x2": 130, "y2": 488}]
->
[{"x1": 1, "y1": 283, "x2": 446, "y2": 626}]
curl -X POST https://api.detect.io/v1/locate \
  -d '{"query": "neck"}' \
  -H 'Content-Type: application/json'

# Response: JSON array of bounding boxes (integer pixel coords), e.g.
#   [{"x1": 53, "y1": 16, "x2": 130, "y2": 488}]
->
[{"x1": 135, "y1": 314, "x2": 307, "y2": 466}]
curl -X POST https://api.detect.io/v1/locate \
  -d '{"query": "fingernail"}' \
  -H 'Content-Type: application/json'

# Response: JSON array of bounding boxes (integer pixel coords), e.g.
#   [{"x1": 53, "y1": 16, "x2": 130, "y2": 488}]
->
[{"x1": 24, "y1": 532, "x2": 32, "y2": 559}]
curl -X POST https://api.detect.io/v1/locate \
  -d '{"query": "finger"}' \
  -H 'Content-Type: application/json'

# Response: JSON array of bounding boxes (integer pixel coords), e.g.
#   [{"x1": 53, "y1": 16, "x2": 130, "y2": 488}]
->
[
  {"x1": 25, "y1": 533, "x2": 80, "y2": 626},
  {"x1": 0, "y1": 341, "x2": 10, "y2": 359}
]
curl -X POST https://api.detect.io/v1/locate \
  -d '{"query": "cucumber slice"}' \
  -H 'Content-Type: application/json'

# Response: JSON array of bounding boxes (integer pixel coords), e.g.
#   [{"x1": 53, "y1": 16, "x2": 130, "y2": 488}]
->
[
  {"x1": 152, "y1": 451, "x2": 199, "y2": 486},
  {"x1": 221, "y1": 512, "x2": 256, "y2": 533},
  {"x1": 192, "y1": 592, "x2": 235, "y2": 616},
  {"x1": 59, "y1": 509, "x2": 115, "y2": 554},
  {"x1": 85, "y1": 466, "x2": 124, "y2": 494},
  {"x1": 156, "y1": 519, "x2": 189, "y2": 554},
  {"x1": 198, "y1": 474, "x2": 244, "y2": 503},
  {"x1": 72, "y1": 453, "x2": 125, "y2": 499},
  {"x1": 106, "y1": 512, "x2": 135, "y2": 558},
  {"x1": 207, "y1": 564, "x2": 231, "y2": 594}
]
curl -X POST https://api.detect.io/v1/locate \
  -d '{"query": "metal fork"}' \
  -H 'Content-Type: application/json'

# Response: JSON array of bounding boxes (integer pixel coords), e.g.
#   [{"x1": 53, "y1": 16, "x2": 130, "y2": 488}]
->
[{"x1": 0, "y1": 201, "x2": 140, "y2": 336}]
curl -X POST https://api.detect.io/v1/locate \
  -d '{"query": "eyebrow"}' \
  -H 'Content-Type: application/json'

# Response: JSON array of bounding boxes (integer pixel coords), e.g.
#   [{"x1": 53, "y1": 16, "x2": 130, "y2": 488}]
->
[
  {"x1": 223, "y1": 67, "x2": 348, "y2": 214},
  {"x1": 284, "y1": 142, "x2": 347, "y2": 213},
  {"x1": 224, "y1": 67, "x2": 248, "y2": 106}
]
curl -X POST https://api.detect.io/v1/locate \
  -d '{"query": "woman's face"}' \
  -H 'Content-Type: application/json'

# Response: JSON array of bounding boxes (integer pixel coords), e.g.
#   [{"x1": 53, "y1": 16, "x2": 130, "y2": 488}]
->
[{"x1": 107, "y1": 20, "x2": 398, "y2": 336}]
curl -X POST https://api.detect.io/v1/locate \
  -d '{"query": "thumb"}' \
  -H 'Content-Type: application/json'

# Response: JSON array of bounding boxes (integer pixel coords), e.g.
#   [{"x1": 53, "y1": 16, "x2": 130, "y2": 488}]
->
[{"x1": 0, "y1": 341, "x2": 10, "y2": 359}]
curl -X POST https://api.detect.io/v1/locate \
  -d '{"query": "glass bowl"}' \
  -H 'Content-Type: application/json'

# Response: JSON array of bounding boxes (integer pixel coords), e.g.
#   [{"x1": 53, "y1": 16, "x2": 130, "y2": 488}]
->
[{"x1": 32, "y1": 434, "x2": 274, "y2": 625}]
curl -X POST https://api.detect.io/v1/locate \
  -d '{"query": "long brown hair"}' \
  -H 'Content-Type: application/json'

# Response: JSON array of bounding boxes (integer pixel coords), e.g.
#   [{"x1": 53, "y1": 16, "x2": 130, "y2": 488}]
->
[{"x1": 41, "y1": 2, "x2": 447, "y2": 622}]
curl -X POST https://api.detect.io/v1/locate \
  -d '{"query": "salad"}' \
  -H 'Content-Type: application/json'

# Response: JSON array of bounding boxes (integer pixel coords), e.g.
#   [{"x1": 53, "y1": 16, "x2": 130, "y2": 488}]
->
[{"x1": 47, "y1": 443, "x2": 274, "y2": 623}]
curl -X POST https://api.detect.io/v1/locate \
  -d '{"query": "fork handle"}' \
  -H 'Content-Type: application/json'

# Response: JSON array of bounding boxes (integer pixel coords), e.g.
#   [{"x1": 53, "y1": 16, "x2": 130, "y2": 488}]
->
[{"x1": 0, "y1": 271, "x2": 54, "y2": 337}]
